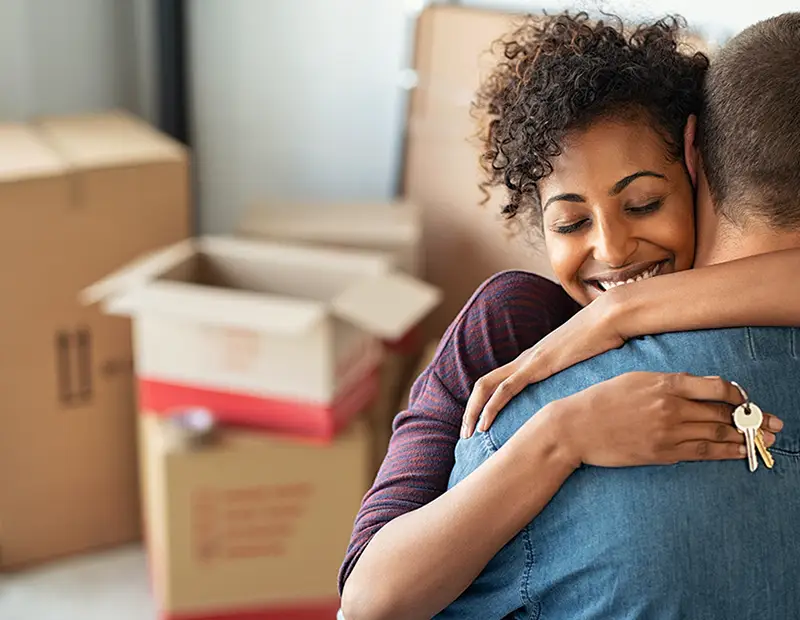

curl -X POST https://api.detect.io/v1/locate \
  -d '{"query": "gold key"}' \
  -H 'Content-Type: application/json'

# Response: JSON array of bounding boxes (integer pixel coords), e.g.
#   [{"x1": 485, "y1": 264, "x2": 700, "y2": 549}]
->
[{"x1": 754, "y1": 428, "x2": 775, "y2": 469}]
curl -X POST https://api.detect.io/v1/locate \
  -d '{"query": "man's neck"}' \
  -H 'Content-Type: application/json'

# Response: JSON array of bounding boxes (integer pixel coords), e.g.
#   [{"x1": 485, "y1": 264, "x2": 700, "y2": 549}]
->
[{"x1": 700, "y1": 221, "x2": 800, "y2": 266}]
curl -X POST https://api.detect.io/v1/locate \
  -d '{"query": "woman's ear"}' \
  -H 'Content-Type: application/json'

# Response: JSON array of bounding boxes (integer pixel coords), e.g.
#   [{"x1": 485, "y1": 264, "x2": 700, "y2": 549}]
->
[{"x1": 683, "y1": 114, "x2": 698, "y2": 187}]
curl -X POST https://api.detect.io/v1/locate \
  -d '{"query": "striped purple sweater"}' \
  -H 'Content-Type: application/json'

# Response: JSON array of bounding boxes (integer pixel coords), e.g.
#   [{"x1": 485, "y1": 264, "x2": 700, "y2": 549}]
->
[{"x1": 338, "y1": 270, "x2": 580, "y2": 592}]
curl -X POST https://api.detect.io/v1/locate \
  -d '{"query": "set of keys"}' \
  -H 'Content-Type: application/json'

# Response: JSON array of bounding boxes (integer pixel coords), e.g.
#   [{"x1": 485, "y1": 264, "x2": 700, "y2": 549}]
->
[{"x1": 731, "y1": 381, "x2": 774, "y2": 472}]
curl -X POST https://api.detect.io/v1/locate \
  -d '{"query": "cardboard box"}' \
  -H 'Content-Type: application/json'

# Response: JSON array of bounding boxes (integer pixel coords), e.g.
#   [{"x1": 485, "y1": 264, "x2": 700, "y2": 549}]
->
[
  {"x1": 240, "y1": 201, "x2": 427, "y2": 357},
  {"x1": 404, "y1": 6, "x2": 552, "y2": 336},
  {"x1": 139, "y1": 413, "x2": 370, "y2": 619},
  {"x1": 84, "y1": 237, "x2": 442, "y2": 440},
  {"x1": 0, "y1": 112, "x2": 190, "y2": 569},
  {"x1": 239, "y1": 201, "x2": 423, "y2": 277}
]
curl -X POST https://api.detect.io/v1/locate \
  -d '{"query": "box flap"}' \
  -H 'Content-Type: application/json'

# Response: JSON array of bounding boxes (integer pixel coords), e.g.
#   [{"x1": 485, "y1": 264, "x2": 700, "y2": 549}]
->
[
  {"x1": 331, "y1": 272, "x2": 442, "y2": 340},
  {"x1": 0, "y1": 124, "x2": 67, "y2": 183},
  {"x1": 104, "y1": 280, "x2": 325, "y2": 334},
  {"x1": 81, "y1": 239, "x2": 197, "y2": 306},
  {"x1": 239, "y1": 202, "x2": 421, "y2": 249},
  {"x1": 197, "y1": 235, "x2": 390, "y2": 273},
  {"x1": 35, "y1": 110, "x2": 186, "y2": 170}
]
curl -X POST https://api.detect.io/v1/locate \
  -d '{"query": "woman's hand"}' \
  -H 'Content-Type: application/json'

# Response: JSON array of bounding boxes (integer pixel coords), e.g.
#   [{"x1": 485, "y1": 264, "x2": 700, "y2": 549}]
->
[
  {"x1": 543, "y1": 372, "x2": 783, "y2": 468},
  {"x1": 462, "y1": 291, "x2": 625, "y2": 438}
]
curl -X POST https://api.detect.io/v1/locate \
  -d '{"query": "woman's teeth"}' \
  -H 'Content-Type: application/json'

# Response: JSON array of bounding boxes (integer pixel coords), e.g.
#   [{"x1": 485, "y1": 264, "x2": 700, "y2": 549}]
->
[{"x1": 596, "y1": 263, "x2": 662, "y2": 292}]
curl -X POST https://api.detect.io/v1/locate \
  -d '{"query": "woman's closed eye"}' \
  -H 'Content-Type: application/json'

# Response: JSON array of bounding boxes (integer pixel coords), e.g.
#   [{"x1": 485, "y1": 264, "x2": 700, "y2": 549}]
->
[
  {"x1": 551, "y1": 218, "x2": 589, "y2": 235},
  {"x1": 625, "y1": 198, "x2": 664, "y2": 216}
]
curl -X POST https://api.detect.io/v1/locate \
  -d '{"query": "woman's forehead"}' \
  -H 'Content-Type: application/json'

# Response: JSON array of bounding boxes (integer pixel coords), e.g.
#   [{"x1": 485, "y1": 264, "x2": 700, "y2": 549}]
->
[{"x1": 545, "y1": 119, "x2": 678, "y2": 185}]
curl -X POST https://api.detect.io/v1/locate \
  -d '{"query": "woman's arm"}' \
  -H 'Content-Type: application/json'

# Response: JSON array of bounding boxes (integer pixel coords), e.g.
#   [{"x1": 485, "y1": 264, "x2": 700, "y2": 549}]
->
[
  {"x1": 609, "y1": 248, "x2": 800, "y2": 336},
  {"x1": 463, "y1": 249, "x2": 800, "y2": 436},
  {"x1": 340, "y1": 272, "x2": 579, "y2": 612},
  {"x1": 341, "y1": 402, "x2": 575, "y2": 620}
]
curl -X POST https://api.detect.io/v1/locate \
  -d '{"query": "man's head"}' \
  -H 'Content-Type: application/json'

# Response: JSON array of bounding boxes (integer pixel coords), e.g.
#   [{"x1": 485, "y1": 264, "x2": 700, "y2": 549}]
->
[{"x1": 692, "y1": 12, "x2": 800, "y2": 265}]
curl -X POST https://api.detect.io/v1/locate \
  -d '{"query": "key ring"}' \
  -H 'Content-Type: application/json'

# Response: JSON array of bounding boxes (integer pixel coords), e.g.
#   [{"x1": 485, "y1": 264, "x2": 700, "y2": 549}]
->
[{"x1": 730, "y1": 381, "x2": 750, "y2": 413}]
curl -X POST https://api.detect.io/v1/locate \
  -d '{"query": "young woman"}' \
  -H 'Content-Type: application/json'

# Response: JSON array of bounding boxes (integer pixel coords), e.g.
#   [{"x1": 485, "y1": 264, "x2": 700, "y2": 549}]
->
[{"x1": 340, "y1": 13, "x2": 795, "y2": 620}]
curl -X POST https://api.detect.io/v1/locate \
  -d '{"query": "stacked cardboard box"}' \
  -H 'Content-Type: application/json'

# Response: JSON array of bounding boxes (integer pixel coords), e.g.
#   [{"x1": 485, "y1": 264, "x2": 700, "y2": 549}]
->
[
  {"x1": 139, "y1": 414, "x2": 370, "y2": 619},
  {"x1": 85, "y1": 235, "x2": 440, "y2": 439},
  {"x1": 86, "y1": 232, "x2": 441, "y2": 618},
  {"x1": 0, "y1": 111, "x2": 190, "y2": 570}
]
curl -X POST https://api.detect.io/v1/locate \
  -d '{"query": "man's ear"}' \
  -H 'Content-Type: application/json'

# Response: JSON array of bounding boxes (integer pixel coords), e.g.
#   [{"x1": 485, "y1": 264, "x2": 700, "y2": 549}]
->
[{"x1": 683, "y1": 114, "x2": 698, "y2": 187}]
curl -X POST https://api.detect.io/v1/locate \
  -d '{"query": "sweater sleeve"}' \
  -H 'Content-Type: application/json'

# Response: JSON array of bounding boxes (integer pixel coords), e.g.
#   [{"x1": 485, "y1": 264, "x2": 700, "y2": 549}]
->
[{"x1": 337, "y1": 270, "x2": 579, "y2": 592}]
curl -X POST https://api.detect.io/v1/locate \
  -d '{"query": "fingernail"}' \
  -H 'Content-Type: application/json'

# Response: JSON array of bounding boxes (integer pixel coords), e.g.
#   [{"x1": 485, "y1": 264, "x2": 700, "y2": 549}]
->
[
  {"x1": 739, "y1": 445, "x2": 748, "y2": 456},
  {"x1": 769, "y1": 417, "x2": 784, "y2": 431},
  {"x1": 704, "y1": 375, "x2": 721, "y2": 379},
  {"x1": 460, "y1": 426, "x2": 467, "y2": 439}
]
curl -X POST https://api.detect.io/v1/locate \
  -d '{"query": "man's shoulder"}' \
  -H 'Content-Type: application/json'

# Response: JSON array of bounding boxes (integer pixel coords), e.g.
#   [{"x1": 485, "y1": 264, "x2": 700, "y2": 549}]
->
[{"x1": 624, "y1": 326, "x2": 798, "y2": 364}]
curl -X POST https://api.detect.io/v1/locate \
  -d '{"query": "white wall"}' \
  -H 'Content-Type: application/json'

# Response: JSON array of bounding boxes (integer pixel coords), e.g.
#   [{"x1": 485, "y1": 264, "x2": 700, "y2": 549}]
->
[
  {"x1": 189, "y1": 0, "x2": 411, "y2": 233},
  {"x1": 0, "y1": 0, "x2": 156, "y2": 124}
]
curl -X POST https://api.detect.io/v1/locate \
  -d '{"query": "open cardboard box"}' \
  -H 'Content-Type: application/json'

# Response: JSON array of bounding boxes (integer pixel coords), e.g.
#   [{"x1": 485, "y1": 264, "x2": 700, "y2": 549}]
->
[{"x1": 83, "y1": 237, "x2": 441, "y2": 440}]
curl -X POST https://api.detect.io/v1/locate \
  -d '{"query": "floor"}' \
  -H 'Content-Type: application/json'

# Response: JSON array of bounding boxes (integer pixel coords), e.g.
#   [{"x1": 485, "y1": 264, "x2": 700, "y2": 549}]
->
[{"x1": 0, "y1": 545, "x2": 156, "y2": 620}]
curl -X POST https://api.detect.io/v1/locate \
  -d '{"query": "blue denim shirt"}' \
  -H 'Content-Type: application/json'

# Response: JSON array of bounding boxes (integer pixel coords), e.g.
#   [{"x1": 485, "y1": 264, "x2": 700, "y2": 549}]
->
[{"x1": 439, "y1": 328, "x2": 800, "y2": 620}]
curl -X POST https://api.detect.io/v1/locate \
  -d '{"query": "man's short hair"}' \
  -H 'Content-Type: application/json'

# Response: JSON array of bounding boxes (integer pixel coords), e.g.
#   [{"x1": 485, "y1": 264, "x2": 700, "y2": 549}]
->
[{"x1": 698, "y1": 12, "x2": 800, "y2": 229}]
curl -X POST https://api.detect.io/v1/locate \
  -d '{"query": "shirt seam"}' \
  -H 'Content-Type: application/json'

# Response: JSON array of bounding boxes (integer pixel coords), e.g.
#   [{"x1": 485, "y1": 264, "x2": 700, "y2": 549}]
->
[
  {"x1": 522, "y1": 525, "x2": 541, "y2": 619},
  {"x1": 745, "y1": 327, "x2": 756, "y2": 360},
  {"x1": 479, "y1": 426, "x2": 539, "y2": 618},
  {"x1": 480, "y1": 427, "x2": 500, "y2": 453}
]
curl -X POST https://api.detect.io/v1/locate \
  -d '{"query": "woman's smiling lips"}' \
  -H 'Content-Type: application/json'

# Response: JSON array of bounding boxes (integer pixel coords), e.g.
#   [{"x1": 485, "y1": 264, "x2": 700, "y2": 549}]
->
[{"x1": 584, "y1": 259, "x2": 671, "y2": 292}]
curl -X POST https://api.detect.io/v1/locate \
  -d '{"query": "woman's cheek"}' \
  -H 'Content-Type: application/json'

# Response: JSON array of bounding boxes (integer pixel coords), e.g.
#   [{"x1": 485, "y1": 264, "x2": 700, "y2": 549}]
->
[
  {"x1": 658, "y1": 206, "x2": 696, "y2": 270},
  {"x1": 545, "y1": 234, "x2": 585, "y2": 294},
  {"x1": 665, "y1": 187, "x2": 697, "y2": 269}
]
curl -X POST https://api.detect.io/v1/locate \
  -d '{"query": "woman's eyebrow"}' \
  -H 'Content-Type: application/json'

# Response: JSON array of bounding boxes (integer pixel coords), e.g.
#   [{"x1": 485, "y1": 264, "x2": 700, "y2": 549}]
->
[
  {"x1": 543, "y1": 193, "x2": 585, "y2": 210},
  {"x1": 609, "y1": 171, "x2": 666, "y2": 196}
]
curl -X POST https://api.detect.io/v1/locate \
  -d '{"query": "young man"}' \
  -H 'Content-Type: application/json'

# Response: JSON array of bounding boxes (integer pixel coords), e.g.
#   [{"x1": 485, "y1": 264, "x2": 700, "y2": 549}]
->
[{"x1": 442, "y1": 13, "x2": 800, "y2": 619}]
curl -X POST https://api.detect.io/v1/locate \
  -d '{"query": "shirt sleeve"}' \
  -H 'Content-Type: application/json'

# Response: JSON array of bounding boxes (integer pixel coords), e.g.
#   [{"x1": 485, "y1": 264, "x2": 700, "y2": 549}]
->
[{"x1": 338, "y1": 271, "x2": 579, "y2": 593}]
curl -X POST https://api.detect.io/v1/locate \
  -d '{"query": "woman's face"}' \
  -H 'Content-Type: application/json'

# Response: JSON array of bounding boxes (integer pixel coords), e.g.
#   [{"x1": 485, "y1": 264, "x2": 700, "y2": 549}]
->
[{"x1": 540, "y1": 118, "x2": 696, "y2": 306}]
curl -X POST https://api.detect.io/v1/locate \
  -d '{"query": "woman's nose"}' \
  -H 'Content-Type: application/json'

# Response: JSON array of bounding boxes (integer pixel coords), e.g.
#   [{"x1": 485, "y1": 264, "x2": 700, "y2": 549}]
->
[{"x1": 591, "y1": 218, "x2": 637, "y2": 267}]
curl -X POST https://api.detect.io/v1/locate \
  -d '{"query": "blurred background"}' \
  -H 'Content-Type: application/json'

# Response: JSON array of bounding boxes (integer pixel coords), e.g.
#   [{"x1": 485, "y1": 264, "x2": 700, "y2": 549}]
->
[
  {"x1": 0, "y1": 1, "x2": 797, "y2": 619},
  {"x1": 4, "y1": 0, "x2": 797, "y2": 232}
]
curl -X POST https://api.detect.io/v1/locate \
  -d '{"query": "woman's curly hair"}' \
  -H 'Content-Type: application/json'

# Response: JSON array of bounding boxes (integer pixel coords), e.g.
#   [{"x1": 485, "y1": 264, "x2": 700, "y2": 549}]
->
[{"x1": 476, "y1": 12, "x2": 709, "y2": 228}]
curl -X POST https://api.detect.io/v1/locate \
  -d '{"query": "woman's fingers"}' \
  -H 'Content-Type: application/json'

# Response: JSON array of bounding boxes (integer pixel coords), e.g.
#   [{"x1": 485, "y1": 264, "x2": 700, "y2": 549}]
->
[
  {"x1": 671, "y1": 421, "x2": 744, "y2": 445},
  {"x1": 665, "y1": 373, "x2": 745, "y2": 405},
  {"x1": 675, "y1": 399, "x2": 736, "y2": 424},
  {"x1": 477, "y1": 373, "x2": 529, "y2": 432},
  {"x1": 670, "y1": 380, "x2": 785, "y2": 431},
  {"x1": 763, "y1": 413, "x2": 784, "y2": 432},
  {"x1": 670, "y1": 439, "x2": 748, "y2": 463},
  {"x1": 463, "y1": 365, "x2": 513, "y2": 438}
]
